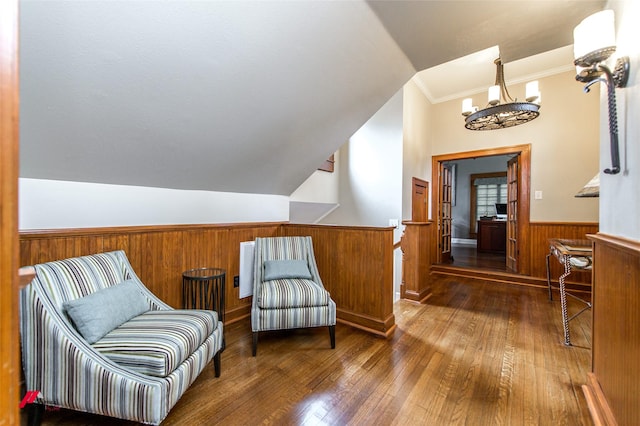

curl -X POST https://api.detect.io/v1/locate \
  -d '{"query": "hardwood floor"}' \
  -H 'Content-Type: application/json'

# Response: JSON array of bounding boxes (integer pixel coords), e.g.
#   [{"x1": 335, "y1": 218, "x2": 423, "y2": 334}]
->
[
  {"x1": 450, "y1": 245, "x2": 508, "y2": 272},
  {"x1": 36, "y1": 276, "x2": 592, "y2": 425}
]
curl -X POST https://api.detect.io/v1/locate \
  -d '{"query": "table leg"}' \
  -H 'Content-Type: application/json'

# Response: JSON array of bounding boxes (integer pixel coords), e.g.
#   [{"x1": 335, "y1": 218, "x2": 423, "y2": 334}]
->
[
  {"x1": 559, "y1": 255, "x2": 572, "y2": 346},
  {"x1": 546, "y1": 252, "x2": 553, "y2": 301}
]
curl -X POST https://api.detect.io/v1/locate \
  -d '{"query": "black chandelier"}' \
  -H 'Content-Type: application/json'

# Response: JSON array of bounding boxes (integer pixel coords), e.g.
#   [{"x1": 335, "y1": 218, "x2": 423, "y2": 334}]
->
[{"x1": 462, "y1": 58, "x2": 541, "y2": 131}]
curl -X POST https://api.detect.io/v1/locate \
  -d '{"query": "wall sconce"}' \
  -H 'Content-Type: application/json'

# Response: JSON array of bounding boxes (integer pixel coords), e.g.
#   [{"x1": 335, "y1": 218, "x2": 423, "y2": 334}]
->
[{"x1": 573, "y1": 9, "x2": 630, "y2": 175}]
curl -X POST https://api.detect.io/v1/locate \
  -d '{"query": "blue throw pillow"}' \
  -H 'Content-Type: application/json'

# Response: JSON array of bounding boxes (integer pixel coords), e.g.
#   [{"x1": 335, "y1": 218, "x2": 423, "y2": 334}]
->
[
  {"x1": 63, "y1": 279, "x2": 150, "y2": 344},
  {"x1": 263, "y1": 259, "x2": 312, "y2": 281}
]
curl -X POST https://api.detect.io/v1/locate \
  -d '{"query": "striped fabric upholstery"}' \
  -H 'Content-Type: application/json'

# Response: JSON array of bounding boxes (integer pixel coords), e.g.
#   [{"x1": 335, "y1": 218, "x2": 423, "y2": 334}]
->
[
  {"x1": 19, "y1": 250, "x2": 223, "y2": 425},
  {"x1": 94, "y1": 310, "x2": 218, "y2": 377},
  {"x1": 258, "y1": 278, "x2": 331, "y2": 309},
  {"x1": 252, "y1": 236, "x2": 336, "y2": 333},
  {"x1": 253, "y1": 305, "x2": 335, "y2": 331}
]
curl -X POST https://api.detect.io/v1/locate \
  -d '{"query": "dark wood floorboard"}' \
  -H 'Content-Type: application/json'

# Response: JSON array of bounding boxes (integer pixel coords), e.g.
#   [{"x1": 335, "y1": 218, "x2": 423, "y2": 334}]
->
[
  {"x1": 34, "y1": 276, "x2": 592, "y2": 425},
  {"x1": 450, "y1": 245, "x2": 508, "y2": 272}
]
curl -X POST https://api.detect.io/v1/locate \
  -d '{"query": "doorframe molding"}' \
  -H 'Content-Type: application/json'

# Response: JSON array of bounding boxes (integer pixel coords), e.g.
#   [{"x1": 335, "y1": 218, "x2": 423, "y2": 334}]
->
[
  {"x1": 431, "y1": 144, "x2": 531, "y2": 275},
  {"x1": 0, "y1": 0, "x2": 20, "y2": 422}
]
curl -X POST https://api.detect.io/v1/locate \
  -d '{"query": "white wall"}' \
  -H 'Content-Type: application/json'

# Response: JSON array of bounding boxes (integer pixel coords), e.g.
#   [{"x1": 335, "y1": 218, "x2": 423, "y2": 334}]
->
[
  {"x1": 600, "y1": 0, "x2": 640, "y2": 239},
  {"x1": 290, "y1": 151, "x2": 340, "y2": 204},
  {"x1": 19, "y1": 178, "x2": 289, "y2": 229},
  {"x1": 320, "y1": 89, "x2": 404, "y2": 296},
  {"x1": 402, "y1": 78, "x2": 433, "y2": 220},
  {"x1": 289, "y1": 151, "x2": 341, "y2": 224},
  {"x1": 430, "y1": 71, "x2": 600, "y2": 223},
  {"x1": 320, "y1": 90, "x2": 404, "y2": 230}
]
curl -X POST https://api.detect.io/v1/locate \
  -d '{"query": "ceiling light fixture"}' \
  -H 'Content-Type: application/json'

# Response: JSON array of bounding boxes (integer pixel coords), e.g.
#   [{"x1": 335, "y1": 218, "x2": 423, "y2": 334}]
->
[
  {"x1": 462, "y1": 58, "x2": 540, "y2": 131},
  {"x1": 573, "y1": 9, "x2": 630, "y2": 175}
]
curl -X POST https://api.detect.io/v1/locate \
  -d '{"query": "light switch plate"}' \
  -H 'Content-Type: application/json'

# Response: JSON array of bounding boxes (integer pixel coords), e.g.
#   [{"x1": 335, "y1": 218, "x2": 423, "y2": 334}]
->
[{"x1": 535, "y1": 190, "x2": 543, "y2": 200}]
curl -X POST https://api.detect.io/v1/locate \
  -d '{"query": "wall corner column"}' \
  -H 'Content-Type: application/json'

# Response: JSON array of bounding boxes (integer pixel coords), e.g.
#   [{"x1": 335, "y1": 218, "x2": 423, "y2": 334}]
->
[{"x1": 400, "y1": 221, "x2": 433, "y2": 303}]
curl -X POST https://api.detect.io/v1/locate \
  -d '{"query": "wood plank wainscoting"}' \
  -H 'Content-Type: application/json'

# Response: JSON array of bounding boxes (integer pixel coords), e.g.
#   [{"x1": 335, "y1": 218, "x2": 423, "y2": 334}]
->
[
  {"x1": 529, "y1": 222, "x2": 599, "y2": 291},
  {"x1": 19, "y1": 223, "x2": 395, "y2": 338},
  {"x1": 583, "y1": 233, "x2": 640, "y2": 425},
  {"x1": 432, "y1": 222, "x2": 599, "y2": 292},
  {"x1": 400, "y1": 221, "x2": 433, "y2": 303},
  {"x1": 282, "y1": 224, "x2": 395, "y2": 338}
]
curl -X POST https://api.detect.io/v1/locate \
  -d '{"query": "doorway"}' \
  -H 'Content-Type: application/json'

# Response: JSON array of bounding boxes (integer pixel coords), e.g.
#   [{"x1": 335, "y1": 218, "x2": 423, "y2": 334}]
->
[{"x1": 431, "y1": 144, "x2": 531, "y2": 276}]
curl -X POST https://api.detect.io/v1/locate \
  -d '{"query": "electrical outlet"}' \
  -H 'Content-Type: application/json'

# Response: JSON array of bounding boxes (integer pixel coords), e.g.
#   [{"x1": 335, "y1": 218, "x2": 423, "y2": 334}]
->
[{"x1": 233, "y1": 276, "x2": 239, "y2": 288}]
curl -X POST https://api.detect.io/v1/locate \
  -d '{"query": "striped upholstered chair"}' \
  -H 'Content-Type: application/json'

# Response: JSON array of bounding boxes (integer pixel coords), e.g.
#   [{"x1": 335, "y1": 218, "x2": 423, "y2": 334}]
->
[
  {"x1": 19, "y1": 250, "x2": 224, "y2": 425},
  {"x1": 251, "y1": 236, "x2": 336, "y2": 356}
]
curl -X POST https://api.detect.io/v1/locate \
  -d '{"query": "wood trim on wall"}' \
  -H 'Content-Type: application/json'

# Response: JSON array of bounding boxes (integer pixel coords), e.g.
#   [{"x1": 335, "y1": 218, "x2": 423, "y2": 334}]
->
[
  {"x1": 585, "y1": 232, "x2": 640, "y2": 426},
  {"x1": 400, "y1": 221, "x2": 433, "y2": 303},
  {"x1": 317, "y1": 154, "x2": 335, "y2": 173},
  {"x1": 529, "y1": 222, "x2": 599, "y2": 290},
  {"x1": 20, "y1": 222, "x2": 396, "y2": 338},
  {"x1": 282, "y1": 224, "x2": 396, "y2": 338},
  {"x1": 20, "y1": 223, "x2": 283, "y2": 324},
  {"x1": 0, "y1": 0, "x2": 20, "y2": 422},
  {"x1": 431, "y1": 221, "x2": 599, "y2": 292},
  {"x1": 582, "y1": 373, "x2": 618, "y2": 426}
]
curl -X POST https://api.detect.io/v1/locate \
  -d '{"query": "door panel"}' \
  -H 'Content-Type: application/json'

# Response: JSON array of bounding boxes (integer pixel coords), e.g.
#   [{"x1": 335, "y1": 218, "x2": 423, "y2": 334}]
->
[
  {"x1": 440, "y1": 164, "x2": 453, "y2": 263},
  {"x1": 506, "y1": 155, "x2": 519, "y2": 271},
  {"x1": 411, "y1": 177, "x2": 429, "y2": 222}
]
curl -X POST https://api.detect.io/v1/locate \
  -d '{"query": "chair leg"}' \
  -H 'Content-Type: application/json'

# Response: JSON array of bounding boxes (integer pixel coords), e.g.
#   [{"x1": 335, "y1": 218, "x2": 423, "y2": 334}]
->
[
  {"x1": 213, "y1": 351, "x2": 221, "y2": 378},
  {"x1": 28, "y1": 403, "x2": 44, "y2": 426},
  {"x1": 329, "y1": 325, "x2": 336, "y2": 349},
  {"x1": 252, "y1": 332, "x2": 258, "y2": 356}
]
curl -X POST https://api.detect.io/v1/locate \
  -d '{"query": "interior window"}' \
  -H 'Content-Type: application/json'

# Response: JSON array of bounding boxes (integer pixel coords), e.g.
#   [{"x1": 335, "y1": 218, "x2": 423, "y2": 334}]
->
[
  {"x1": 469, "y1": 172, "x2": 508, "y2": 236},
  {"x1": 476, "y1": 183, "x2": 508, "y2": 219}
]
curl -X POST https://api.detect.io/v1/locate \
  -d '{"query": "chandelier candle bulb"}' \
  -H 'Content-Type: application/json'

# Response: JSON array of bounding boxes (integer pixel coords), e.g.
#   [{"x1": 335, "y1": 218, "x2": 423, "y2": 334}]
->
[
  {"x1": 488, "y1": 85, "x2": 500, "y2": 105},
  {"x1": 525, "y1": 81, "x2": 539, "y2": 102},
  {"x1": 462, "y1": 98, "x2": 473, "y2": 115}
]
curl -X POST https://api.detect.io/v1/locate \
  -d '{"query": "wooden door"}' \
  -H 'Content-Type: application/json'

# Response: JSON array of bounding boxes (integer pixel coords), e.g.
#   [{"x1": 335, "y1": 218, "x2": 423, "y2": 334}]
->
[
  {"x1": 432, "y1": 145, "x2": 531, "y2": 275},
  {"x1": 506, "y1": 155, "x2": 519, "y2": 271},
  {"x1": 439, "y1": 164, "x2": 453, "y2": 263},
  {"x1": 411, "y1": 177, "x2": 429, "y2": 222}
]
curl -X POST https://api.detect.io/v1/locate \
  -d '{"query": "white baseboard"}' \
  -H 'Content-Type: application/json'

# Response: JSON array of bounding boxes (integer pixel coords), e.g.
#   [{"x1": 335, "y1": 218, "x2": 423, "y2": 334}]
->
[{"x1": 452, "y1": 238, "x2": 477, "y2": 247}]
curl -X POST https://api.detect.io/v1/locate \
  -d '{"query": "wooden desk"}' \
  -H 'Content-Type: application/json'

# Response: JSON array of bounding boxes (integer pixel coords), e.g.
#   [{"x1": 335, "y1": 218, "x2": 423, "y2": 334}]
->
[
  {"x1": 477, "y1": 219, "x2": 506, "y2": 253},
  {"x1": 545, "y1": 238, "x2": 592, "y2": 346}
]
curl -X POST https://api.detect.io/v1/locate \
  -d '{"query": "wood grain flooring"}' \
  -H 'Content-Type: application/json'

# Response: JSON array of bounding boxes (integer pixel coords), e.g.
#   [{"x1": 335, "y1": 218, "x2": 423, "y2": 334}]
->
[
  {"x1": 450, "y1": 245, "x2": 508, "y2": 272},
  {"x1": 35, "y1": 276, "x2": 592, "y2": 425}
]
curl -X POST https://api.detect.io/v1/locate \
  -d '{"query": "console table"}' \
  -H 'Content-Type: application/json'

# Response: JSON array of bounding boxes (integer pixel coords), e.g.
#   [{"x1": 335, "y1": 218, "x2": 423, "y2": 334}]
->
[
  {"x1": 477, "y1": 219, "x2": 506, "y2": 253},
  {"x1": 545, "y1": 238, "x2": 592, "y2": 346}
]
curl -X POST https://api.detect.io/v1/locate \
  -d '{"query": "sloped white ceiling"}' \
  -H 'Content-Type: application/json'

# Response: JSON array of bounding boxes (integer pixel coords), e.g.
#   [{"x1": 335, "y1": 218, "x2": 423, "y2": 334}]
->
[
  {"x1": 367, "y1": 0, "x2": 605, "y2": 69},
  {"x1": 19, "y1": 0, "x2": 605, "y2": 195},
  {"x1": 19, "y1": 1, "x2": 415, "y2": 194}
]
